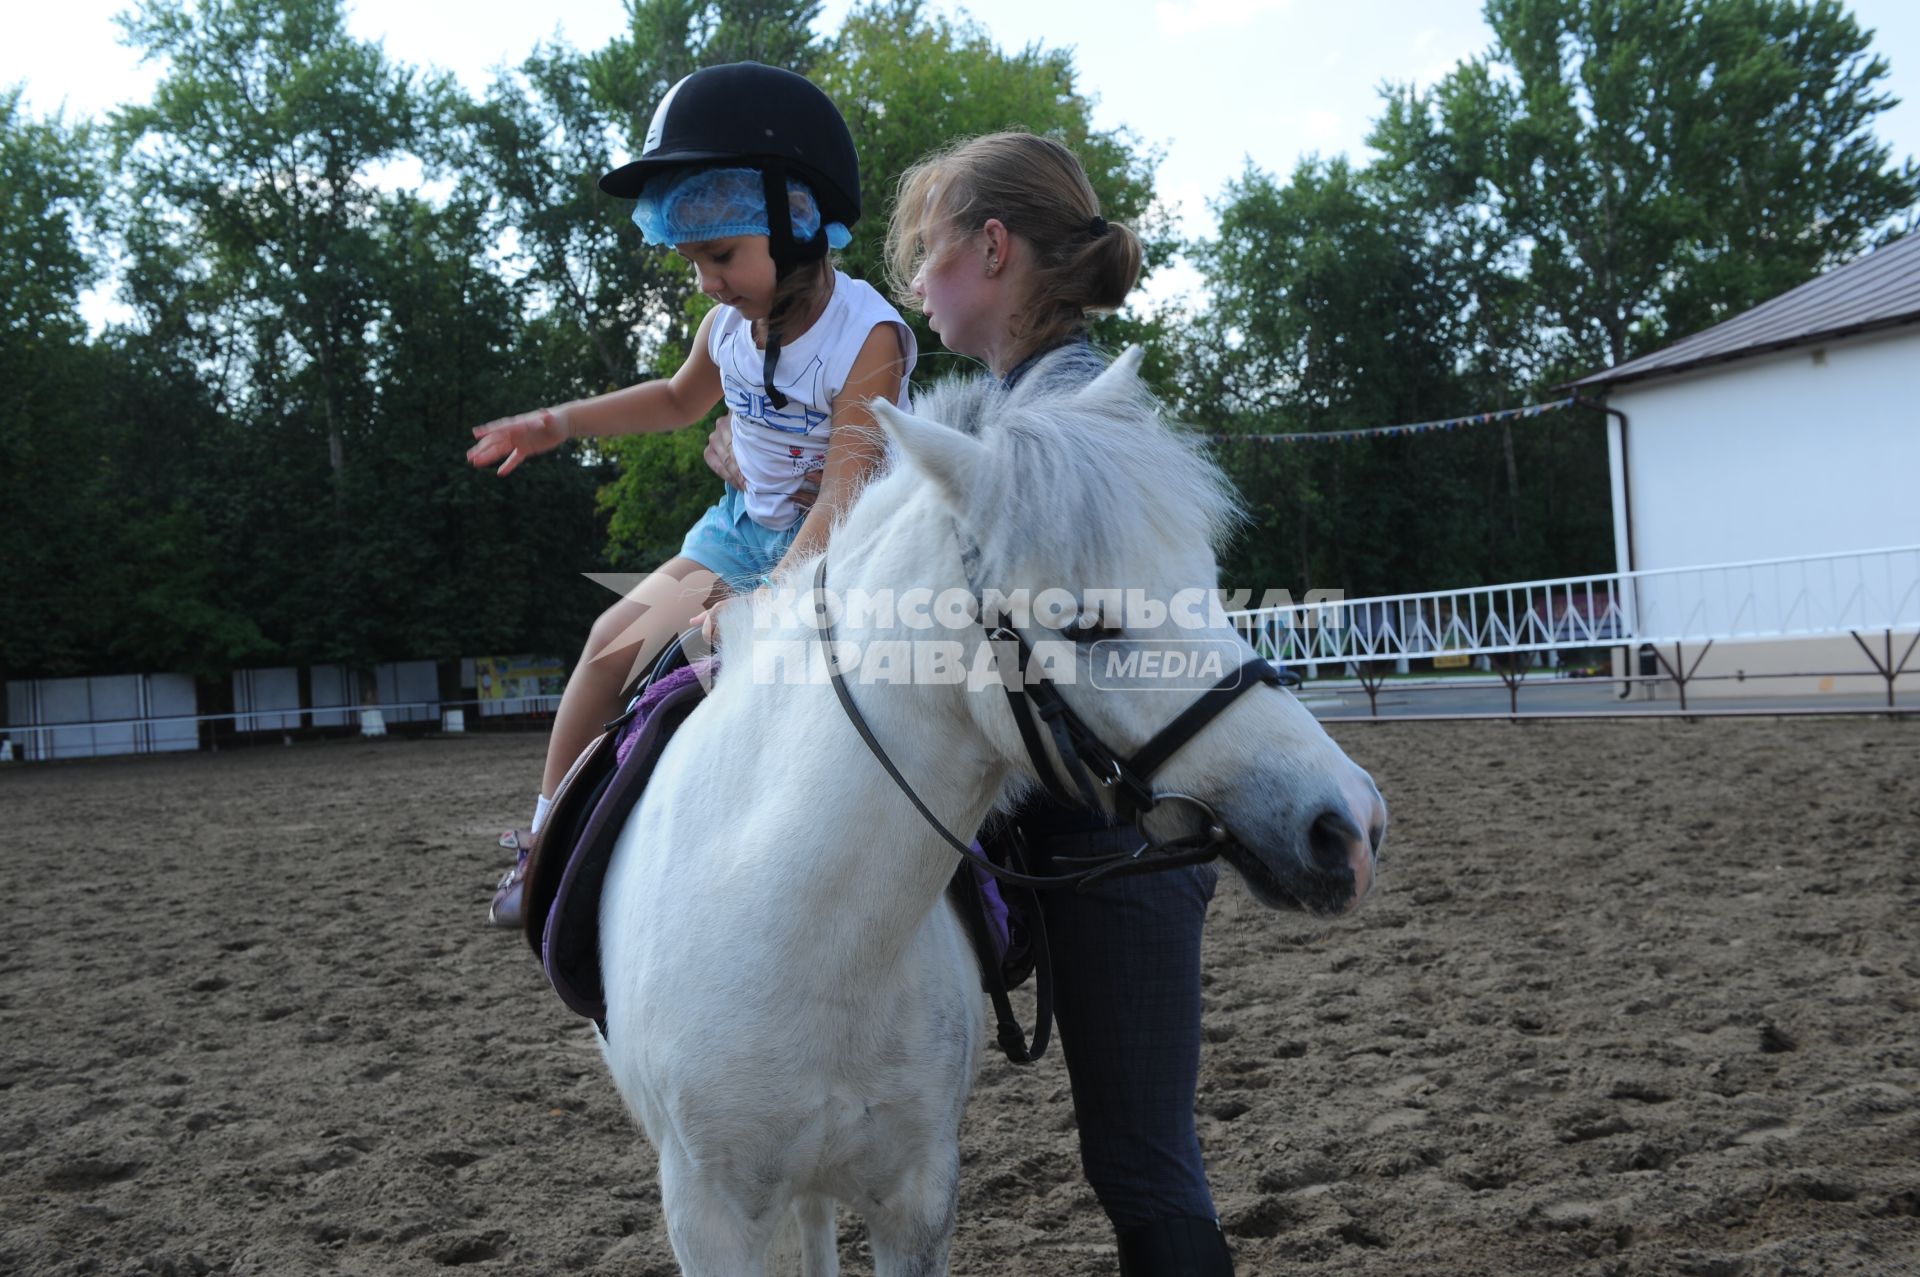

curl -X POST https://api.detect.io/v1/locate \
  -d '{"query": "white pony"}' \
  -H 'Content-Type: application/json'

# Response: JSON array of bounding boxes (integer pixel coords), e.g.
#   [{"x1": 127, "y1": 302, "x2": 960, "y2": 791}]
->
[{"x1": 597, "y1": 349, "x2": 1386, "y2": 1276}]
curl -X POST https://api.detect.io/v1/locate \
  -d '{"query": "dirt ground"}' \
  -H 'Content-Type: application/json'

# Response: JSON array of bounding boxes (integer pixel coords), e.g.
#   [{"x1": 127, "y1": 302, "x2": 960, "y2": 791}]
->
[{"x1": 2, "y1": 717, "x2": 1916, "y2": 1277}]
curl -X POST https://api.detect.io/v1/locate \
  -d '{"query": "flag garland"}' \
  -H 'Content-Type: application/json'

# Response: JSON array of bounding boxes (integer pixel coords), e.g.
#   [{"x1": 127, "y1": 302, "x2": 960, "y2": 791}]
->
[{"x1": 1202, "y1": 396, "x2": 1582, "y2": 444}]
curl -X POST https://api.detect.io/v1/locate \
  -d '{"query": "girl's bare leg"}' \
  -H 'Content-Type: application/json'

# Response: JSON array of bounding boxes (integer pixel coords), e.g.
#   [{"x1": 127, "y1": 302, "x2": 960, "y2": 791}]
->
[{"x1": 540, "y1": 557, "x2": 727, "y2": 797}]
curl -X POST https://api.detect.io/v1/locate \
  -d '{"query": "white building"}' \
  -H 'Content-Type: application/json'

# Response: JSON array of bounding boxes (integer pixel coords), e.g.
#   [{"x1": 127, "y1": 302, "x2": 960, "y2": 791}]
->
[{"x1": 1571, "y1": 233, "x2": 1920, "y2": 696}]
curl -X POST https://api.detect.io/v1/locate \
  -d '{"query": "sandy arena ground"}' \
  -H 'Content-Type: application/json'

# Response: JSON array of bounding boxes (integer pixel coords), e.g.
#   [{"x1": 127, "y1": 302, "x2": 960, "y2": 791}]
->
[{"x1": 2, "y1": 717, "x2": 1916, "y2": 1276}]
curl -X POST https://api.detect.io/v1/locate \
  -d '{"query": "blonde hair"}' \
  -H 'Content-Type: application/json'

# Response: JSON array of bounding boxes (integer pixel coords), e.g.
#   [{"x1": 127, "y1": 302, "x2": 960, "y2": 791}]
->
[{"x1": 886, "y1": 132, "x2": 1143, "y2": 358}]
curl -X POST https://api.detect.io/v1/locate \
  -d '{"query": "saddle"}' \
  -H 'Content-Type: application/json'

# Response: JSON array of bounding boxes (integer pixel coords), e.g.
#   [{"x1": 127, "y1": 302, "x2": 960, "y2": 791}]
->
[
  {"x1": 520, "y1": 637, "x2": 1047, "y2": 1059},
  {"x1": 520, "y1": 643, "x2": 710, "y2": 1026}
]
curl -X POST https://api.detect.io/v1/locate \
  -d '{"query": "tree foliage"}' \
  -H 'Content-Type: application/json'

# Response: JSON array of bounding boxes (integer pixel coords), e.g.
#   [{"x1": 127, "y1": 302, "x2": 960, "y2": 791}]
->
[
  {"x1": 2, "y1": 0, "x2": 1914, "y2": 687},
  {"x1": 819, "y1": 1, "x2": 1177, "y2": 384},
  {"x1": 1371, "y1": 0, "x2": 1919, "y2": 369},
  {"x1": 0, "y1": 94, "x2": 267, "y2": 681},
  {"x1": 1189, "y1": 0, "x2": 1915, "y2": 597}
]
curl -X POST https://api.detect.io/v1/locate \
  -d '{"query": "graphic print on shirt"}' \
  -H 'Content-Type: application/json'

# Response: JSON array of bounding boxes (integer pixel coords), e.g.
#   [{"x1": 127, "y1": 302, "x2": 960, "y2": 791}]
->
[
  {"x1": 718, "y1": 332, "x2": 829, "y2": 438},
  {"x1": 706, "y1": 273, "x2": 916, "y2": 533}
]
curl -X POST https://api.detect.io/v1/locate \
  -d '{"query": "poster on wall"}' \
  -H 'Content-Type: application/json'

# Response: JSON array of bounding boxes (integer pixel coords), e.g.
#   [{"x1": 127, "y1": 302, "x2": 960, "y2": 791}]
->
[{"x1": 474, "y1": 656, "x2": 567, "y2": 703}]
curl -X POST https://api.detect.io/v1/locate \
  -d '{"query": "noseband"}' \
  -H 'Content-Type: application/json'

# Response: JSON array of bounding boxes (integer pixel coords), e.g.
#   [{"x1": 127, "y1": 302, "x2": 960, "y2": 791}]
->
[{"x1": 814, "y1": 556, "x2": 1291, "y2": 892}]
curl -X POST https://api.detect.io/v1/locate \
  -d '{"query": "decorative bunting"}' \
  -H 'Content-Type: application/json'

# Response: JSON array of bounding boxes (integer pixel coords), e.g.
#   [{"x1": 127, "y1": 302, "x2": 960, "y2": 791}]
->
[{"x1": 1202, "y1": 396, "x2": 1582, "y2": 445}]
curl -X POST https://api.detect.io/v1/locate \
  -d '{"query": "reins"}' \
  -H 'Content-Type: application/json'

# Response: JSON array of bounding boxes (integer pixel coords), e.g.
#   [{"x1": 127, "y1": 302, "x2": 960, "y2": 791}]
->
[
  {"x1": 816, "y1": 556, "x2": 1283, "y2": 893},
  {"x1": 816, "y1": 554, "x2": 1288, "y2": 1063}
]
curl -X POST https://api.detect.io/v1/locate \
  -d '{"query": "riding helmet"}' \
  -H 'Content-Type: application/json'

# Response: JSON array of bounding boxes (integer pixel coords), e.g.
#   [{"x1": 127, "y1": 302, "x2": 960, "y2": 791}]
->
[
  {"x1": 599, "y1": 62, "x2": 860, "y2": 231},
  {"x1": 600, "y1": 62, "x2": 860, "y2": 408}
]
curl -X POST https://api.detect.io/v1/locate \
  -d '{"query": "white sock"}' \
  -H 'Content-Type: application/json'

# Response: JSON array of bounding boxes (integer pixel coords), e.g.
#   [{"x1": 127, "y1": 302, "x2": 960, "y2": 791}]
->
[{"x1": 530, "y1": 793, "x2": 553, "y2": 835}]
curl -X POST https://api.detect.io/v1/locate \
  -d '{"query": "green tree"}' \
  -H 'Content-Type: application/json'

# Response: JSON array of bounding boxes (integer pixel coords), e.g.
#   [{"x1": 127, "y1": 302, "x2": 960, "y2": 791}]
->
[
  {"x1": 333, "y1": 190, "x2": 608, "y2": 662},
  {"x1": 0, "y1": 90, "x2": 99, "y2": 348},
  {"x1": 107, "y1": 0, "x2": 424, "y2": 676},
  {"x1": 0, "y1": 91, "x2": 110, "y2": 680},
  {"x1": 116, "y1": 0, "x2": 426, "y2": 482},
  {"x1": 102, "y1": 0, "x2": 612, "y2": 674},
  {"x1": 1191, "y1": 0, "x2": 1915, "y2": 600},
  {"x1": 1, "y1": 89, "x2": 276, "y2": 682},
  {"x1": 1187, "y1": 159, "x2": 1482, "y2": 594},
  {"x1": 1376, "y1": 0, "x2": 1919, "y2": 370},
  {"x1": 819, "y1": 0, "x2": 1175, "y2": 385}
]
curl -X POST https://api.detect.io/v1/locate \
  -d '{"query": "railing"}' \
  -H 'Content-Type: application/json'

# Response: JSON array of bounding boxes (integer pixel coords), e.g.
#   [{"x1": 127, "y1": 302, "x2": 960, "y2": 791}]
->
[
  {"x1": 1232, "y1": 544, "x2": 1920, "y2": 671},
  {"x1": 11, "y1": 547, "x2": 1919, "y2": 758},
  {"x1": 0, "y1": 694, "x2": 565, "y2": 763}
]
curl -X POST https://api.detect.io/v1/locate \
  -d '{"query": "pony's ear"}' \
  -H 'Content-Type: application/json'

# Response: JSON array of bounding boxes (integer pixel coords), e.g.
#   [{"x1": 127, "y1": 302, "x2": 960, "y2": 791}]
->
[
  {"x1": 1077, "y1": 345, "x2": 1146, "y2": 400},
  {"x1": 872, "y1": 397, "x2": 991, "y2": 509}
]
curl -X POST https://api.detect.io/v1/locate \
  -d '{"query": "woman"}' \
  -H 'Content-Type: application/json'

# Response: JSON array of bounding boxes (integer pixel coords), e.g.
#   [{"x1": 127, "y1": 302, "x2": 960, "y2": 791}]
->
[{"x1": 708, "y1": 131, "x2": 1237, "y2": 1277}]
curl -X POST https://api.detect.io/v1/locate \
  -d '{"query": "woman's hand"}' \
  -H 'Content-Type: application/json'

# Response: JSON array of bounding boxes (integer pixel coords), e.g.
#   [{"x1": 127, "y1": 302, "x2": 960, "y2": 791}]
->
[
  {"x1": 704, "y1": 413, "x2": 818, "y2": 508},
  {"x1": 468, "y1": 407, "x2": 568, "y2": 477},
  {"x1": 703, "y1": 414, "x2": 746, "y2": 489},
  {"x1": 691, "y1": 584, "x2": 769, "y2": 647}
]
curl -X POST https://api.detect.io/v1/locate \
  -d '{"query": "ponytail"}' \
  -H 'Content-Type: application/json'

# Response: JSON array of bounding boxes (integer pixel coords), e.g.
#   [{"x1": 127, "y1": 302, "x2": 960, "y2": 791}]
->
[{"x1": 888, "y1": 132, "x2": 1143, "y2": 355}]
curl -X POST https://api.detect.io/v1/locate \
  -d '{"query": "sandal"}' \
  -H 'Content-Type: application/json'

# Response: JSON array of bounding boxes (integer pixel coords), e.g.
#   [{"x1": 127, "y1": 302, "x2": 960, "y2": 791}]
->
[{"x1": 487, "y1": 830, "x2": 534, "y2": 929}]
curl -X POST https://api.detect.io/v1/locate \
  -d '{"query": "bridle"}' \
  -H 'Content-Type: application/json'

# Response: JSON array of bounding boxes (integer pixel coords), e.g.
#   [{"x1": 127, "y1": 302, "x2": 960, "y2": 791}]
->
[
  {"x1": 813, "y1": 550, "x2": 1299, "y2": 1063},
  {"x1": 814, "y1": 556, "x2": 1294, "y2": 893}
]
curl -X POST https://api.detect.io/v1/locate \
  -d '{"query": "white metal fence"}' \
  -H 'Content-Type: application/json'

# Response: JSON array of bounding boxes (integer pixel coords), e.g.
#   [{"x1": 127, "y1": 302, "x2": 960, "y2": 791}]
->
[
  {"x1": 9, "y1": 547, "x2": 1918, "y2": 759},
  {"x1": 4, "y1": 673, "x2": 200, "y2": 761},
  {"x1": 1232, "y1": 544, "x2": 1920, "y2": 674}
]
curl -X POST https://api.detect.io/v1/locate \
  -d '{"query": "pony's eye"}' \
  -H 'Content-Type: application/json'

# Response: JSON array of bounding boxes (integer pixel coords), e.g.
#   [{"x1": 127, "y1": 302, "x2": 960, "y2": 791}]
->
[{"x1": 1065, "y1": 612, "x2": 1117, "y2": 643}]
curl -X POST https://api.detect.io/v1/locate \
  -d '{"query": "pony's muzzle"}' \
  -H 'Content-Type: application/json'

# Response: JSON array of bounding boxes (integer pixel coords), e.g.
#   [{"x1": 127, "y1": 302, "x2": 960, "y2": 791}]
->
[{"x1": 1307, "y1": 808, "x2": 1375, "y2": 904}]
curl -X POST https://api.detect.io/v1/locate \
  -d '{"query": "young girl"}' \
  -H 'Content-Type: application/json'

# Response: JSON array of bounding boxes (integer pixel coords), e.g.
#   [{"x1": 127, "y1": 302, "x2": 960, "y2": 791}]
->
[
  {"x1": 891, "y1": 133, "x2": 1235, "y2": 1277},
  {"x1": 469, "y1": 62, "x2": 914, "y2": 927}
]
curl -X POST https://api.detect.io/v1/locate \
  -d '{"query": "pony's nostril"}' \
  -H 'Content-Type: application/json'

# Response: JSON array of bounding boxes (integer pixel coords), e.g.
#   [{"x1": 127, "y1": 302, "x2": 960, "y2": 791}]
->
[
  {"x1": 1308, "y1": 809, "x2": 1364, "y2": 873},
  {"x1": 1368, "y1": 822, "x2": 1385, "y2": 855}
]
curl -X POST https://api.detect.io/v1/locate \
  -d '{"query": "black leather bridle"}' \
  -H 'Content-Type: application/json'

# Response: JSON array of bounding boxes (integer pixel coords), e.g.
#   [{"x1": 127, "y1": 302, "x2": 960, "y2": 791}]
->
[
  {"x1": 814, "y1": 556, "x2": 1291, "y2": 892},
  {"x1": 813, "y1": 553, "x2": 1303, "y2": 1062}
]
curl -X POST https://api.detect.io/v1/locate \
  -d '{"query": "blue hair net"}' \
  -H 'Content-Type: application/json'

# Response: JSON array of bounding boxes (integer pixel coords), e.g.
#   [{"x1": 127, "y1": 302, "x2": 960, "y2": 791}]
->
[{"x1": 632, "y1": 167, "x2": 852, "y2": 251}]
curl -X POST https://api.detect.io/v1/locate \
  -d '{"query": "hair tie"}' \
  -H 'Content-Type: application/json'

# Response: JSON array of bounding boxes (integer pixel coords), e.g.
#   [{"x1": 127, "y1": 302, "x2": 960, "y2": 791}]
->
[{"x1": 1088, "y1": 215, "x2": 1109, "y2": 238}]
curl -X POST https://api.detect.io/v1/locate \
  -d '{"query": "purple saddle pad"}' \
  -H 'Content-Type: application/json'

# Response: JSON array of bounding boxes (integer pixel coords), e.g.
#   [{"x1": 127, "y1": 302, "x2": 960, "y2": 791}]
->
[
  {"x1": 540, "y1": 660, "x2": 712, "y2": 1023},
  {"x1": 952, "y1": 839, "x2": 1035, "y2": 993},
  {"x1": 970, "y1": 847, "x2": 1012, "y2": 959}
]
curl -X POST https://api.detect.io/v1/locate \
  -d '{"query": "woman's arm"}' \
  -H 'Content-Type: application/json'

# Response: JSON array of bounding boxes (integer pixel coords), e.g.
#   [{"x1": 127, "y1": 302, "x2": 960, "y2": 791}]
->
[
  {"x1": 468, "y1": 309, "x2": 725, "y2": 476},
  {"x1": 767, "y1": 324, "x2": 909, "y2": 572}
]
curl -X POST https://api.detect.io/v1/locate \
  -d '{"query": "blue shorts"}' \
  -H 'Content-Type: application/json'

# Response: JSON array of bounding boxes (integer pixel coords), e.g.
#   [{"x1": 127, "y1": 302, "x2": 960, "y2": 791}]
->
[{"x1": 678, "y1": 486, "x2": 801, "y2": 590}]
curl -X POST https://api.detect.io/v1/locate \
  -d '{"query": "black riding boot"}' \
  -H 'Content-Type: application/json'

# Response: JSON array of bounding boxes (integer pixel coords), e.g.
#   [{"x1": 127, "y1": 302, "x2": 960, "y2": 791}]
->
[{"x1": 1114, "y1": 1216, "x2": 1235, "y2": 1276}]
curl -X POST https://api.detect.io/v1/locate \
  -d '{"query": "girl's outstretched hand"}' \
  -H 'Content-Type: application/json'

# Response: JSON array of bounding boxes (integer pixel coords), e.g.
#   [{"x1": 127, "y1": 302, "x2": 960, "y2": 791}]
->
[{"x1": 468, "y1": 408, "x2": 567, "y2": 477}]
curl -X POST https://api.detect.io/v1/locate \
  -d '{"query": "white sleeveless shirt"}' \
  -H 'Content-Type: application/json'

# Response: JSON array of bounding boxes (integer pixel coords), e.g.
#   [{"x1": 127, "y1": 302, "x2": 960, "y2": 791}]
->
[{"x1": 709, "y1": 271, "x2": 917, "y2": 531}]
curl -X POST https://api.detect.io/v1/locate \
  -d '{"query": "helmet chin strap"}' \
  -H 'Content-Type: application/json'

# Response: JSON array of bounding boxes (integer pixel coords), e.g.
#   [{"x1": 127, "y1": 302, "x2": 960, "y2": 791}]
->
[{"x1": 757, "y1": 166, "x2": 830, "y2": 410}]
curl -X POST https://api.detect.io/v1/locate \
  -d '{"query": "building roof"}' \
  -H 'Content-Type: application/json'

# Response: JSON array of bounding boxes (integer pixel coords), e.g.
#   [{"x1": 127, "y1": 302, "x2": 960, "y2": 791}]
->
[{"x1": 1571, "y1": 233, "x2": 1920, "y2": 390}]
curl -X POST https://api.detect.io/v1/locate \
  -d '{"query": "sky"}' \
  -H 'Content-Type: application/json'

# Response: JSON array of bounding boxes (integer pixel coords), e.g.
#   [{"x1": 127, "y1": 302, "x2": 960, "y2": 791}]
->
[{"x1": 9, "y1": 0, "x2": 1920, "y2": 323}]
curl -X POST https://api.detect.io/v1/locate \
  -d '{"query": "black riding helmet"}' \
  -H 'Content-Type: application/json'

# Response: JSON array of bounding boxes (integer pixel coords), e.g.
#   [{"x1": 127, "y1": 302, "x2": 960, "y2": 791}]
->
[{"x1": 601, "y1": 63, "x2": 861, "y2": 409}]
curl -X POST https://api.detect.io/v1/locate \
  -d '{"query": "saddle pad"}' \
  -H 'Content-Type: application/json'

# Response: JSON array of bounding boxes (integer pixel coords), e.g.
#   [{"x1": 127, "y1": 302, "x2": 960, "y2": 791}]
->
[
  {"x1": 520, "y1": 658, "x2": 712, "y2": 962},
  {"x1": 537, "y1": 663, "x2": 710, "y2": 1023},
  {"x1": 948, "y1": 842, "x2": 1036, "y2": 992}
]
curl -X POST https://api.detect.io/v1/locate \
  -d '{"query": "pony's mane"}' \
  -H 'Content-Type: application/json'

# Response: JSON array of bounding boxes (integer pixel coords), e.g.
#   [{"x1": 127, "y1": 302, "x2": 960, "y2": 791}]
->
[{"x1": 906, "y1": 347, "x2": 1242, "y2": 592}]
